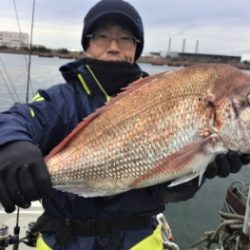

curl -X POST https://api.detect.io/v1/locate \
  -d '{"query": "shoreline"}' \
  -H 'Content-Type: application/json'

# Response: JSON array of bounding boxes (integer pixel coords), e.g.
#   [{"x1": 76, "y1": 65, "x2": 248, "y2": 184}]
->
[{"x1": 1, "y1": 48, "x2": 250, "y2": 71}]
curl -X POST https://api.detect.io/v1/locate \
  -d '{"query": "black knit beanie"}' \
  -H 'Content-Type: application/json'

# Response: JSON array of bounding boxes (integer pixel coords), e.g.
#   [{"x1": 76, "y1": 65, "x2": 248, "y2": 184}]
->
[{"x1": 81, "y1": 0, "x2": 144, "y2": 61}]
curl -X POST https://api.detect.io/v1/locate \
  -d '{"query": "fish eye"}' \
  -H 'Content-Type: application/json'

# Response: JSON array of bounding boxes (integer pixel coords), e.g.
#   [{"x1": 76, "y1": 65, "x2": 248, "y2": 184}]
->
[
  {"x1": 232, "y1": 96, "x2": 249, "y2": 112},
  {"x1": 238, "y1": 97, "x2": 249, "y2": 109},
  {"x1": 240, "y1": 99, "x2": 248, "y2": 109}
]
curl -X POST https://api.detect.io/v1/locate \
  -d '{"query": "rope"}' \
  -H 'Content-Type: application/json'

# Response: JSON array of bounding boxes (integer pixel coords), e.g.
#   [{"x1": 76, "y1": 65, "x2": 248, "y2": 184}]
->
[
  {"x1": 12, "y1": 0, "x2": 27, "y2": 51},
  {"x1": 0, "y1": 68, "x2": 17, "y2": 103},
  {"x1": 12, "y1": 0, "x2": 34, "y2": 101},
  {"x1": 189, "y1": 182, "x2": 250, "y2": 250},
  {"x1": 0, "y1": 56, "x2": 20, "y2": 102},
  {"x1": 25, "y1": 0, "x2": 36, "y2": 102}
]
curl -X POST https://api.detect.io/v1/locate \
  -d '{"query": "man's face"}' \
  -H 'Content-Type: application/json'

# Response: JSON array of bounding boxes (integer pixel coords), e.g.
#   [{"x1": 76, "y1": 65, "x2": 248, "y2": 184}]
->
[{"x1": 85, "y1": 24, "x2": 137, "y2": 63}]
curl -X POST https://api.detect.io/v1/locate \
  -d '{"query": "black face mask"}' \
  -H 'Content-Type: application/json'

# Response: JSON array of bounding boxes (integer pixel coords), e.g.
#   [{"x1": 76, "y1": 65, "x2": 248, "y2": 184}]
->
[{"x1": 84, "y1": 58, "x2": 144, "y2": 96}]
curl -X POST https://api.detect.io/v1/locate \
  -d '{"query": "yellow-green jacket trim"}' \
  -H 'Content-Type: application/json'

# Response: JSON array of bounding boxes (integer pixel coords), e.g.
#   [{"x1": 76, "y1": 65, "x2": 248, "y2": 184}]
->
[
  {"x1": 77, "y1": 73, "x2": 91, "y2": 95},
  {"x1": 32, "y1": 92, "x2": 45, "y2": 102},
  {"x1": 86, "y1": 65, "x2": 111, "y2": 102}
]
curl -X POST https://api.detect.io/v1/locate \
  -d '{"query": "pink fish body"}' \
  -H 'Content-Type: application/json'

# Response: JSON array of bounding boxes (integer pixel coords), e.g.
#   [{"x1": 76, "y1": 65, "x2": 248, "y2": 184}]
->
[{"x1": 45, "y1": 63, "x2": 250, "y2": 197}]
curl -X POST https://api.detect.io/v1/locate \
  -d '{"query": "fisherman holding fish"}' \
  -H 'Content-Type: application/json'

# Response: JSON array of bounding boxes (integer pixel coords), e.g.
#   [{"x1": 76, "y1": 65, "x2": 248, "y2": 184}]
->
[{"x1": 0, "y1": 0, "x2": 249, "y2": 249}]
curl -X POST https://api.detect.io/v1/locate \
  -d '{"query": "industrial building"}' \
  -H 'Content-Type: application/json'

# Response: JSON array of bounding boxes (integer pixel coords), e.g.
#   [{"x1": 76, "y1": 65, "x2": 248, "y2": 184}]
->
[
  {"x1": 0, "y1": 31, "x2": 29, "y2": 48},
  {"x1": 177, "y1": 52, "x2": 241, "y2": 63}
]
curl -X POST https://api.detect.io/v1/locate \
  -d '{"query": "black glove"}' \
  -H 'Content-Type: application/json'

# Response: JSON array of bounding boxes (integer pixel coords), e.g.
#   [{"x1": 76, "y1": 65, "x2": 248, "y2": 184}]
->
[
  {"x1": 0, "y1": 141, "x2": 52, "y2": 213},
  {"x1": 204, "y1": 151, "x2": 250, "y2": 179}
]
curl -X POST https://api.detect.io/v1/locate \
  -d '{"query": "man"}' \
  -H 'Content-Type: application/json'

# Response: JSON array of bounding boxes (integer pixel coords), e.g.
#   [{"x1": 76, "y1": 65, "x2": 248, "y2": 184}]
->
[{"x1": 0, "y1": 0, "x2": 248, "y2": 249}]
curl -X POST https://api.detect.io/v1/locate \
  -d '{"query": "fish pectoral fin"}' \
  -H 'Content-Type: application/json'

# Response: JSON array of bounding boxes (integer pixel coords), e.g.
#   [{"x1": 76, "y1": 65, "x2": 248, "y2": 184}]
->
[
  {"x1": 167, "y1": 173, "x2": 199, "y2": 187},
  {"x1": 167, "y1": 135, "x2": 227, "y2": 188}
]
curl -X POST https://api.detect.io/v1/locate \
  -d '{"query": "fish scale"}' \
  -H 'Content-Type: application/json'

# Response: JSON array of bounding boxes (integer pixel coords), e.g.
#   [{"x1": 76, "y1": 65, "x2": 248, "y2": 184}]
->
[{"x1": 46, "y1": 63, "x2": 250, "y2": 197}]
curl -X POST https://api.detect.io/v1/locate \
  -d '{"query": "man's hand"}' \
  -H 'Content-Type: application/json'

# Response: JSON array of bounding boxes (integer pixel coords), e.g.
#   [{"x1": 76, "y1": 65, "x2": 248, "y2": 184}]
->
[
  {"x1": 0, "y1": 141, "x2": 52, "y2": 213},
  {"x1": 205, "y1": 151, "x2": 250, "y2": 179}
]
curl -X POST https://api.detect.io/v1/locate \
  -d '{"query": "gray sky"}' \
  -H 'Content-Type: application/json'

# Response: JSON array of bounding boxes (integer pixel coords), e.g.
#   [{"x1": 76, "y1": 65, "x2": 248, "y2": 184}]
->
[{"x1": 1, "y1": 0, "x2": 250, "y2": 56}]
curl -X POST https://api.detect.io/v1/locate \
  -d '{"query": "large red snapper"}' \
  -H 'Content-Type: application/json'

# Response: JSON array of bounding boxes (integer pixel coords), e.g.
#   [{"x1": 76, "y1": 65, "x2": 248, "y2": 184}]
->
[{"x1": 45, "y1": 63, "x2": 250, "y2": 197}]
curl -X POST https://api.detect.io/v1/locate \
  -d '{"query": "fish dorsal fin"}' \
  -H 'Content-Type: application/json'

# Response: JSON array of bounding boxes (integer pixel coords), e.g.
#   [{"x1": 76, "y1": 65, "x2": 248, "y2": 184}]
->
[{"x1": 45, "y1": 72, "x2": 165, "y2": 161}]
